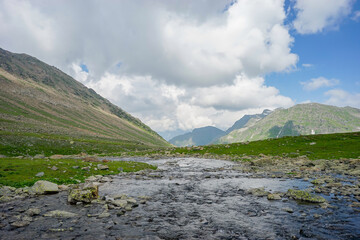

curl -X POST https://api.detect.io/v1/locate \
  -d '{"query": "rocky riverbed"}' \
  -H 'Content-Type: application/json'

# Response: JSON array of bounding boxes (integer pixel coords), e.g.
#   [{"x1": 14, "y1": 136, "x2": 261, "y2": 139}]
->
[{"x1": 1, "y1": 157, "x2": 360, "y2": 239}]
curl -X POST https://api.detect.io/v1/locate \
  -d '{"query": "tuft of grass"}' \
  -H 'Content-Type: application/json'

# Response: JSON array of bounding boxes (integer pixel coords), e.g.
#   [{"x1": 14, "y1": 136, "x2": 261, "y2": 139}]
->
[{"x1": 0, "y1": 157, "x2": 156, "y2": 188}]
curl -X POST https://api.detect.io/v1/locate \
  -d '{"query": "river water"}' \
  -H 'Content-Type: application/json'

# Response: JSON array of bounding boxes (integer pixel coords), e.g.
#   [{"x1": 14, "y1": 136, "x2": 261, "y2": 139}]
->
[
  {"x1": 1, "y1": 157, "x2": 359, "y2": 239},
  {"x1": 99, "y1": 157, "x2": 360, "y2": 239}
]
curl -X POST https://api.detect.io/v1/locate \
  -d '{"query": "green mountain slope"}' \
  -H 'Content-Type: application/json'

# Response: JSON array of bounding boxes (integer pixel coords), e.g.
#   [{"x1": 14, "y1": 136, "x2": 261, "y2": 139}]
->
[
  {"x1": 0, "y1": 48, "x2": 170, "y2": 156},
  {"x1": 169, "y1": 126, "x2": 225, "y2": 147},
  {"x1": 225, "y1": 109, "x2": 272, "y2": 134},
  {"x1": 218, "y1": 103, "x2": 360, "y2": 143}
]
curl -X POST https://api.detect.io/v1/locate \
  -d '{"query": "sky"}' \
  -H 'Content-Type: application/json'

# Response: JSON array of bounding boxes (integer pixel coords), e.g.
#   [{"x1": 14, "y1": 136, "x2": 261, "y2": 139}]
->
[{"x1": 0, "y1": 0, "x2": 359, "y2": 140}]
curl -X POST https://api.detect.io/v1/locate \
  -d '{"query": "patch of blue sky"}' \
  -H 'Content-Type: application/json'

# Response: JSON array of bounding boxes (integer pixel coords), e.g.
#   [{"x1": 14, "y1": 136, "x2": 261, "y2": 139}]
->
[
  {"x1": 266, "y1": 0, "x2": 360, "y2": 104},
  {"x1": 80, "y1": 64, "x2": 89, "y2": 73}
]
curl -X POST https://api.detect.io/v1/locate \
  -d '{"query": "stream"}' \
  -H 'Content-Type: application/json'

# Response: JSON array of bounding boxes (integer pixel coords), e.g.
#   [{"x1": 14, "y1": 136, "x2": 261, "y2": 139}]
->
[{"x1": 1, "y1": 157, "x2": 359, "y2": 239}]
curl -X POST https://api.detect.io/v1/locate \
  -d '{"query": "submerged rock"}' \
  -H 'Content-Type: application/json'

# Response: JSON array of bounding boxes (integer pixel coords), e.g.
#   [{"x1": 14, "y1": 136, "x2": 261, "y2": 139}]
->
[
  {"x1": 32, "y1": 181, "x2": 59, "y2": 195},
  {"x1": 287, "y1": 189, "x2": 326, "y2": 203},
  {"x1": 44, "y1": 210, "x2": 77, "y2": 218},
  {"x1": 11, "y1": 220, "x2": 30, "y2": 228},
  {"x1": 248, "y1": 187, "x2": 269, "y2": 197},
  {"x1": 267, "y1": 193, "x2": 282, "y2": 200}
]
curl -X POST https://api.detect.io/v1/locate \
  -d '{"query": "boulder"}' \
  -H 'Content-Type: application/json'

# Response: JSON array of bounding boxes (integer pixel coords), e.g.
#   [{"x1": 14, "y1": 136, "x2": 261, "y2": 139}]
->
[
  {"x1": 67, "y1": 182, "x2": 98, "y2": 204},
  {"x1": 32, "y1": 181, "x2": 59, "y2": 194},
  {"x1": 287, "y1": 189, "x2": 326, "y2": 203}
]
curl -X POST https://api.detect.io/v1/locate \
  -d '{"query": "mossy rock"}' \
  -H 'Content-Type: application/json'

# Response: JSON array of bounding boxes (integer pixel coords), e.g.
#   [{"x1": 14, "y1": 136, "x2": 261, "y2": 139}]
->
[
  {"x1": 67, "y1": 183, "x2": 98, "y2": 204},
  {"x1": 287, "y1": 189, "x2": 326, "y2": 203}
]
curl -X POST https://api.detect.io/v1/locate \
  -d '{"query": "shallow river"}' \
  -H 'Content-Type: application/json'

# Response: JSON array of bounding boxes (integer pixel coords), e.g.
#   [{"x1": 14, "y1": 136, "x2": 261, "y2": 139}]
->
[
  {"x1": 100, "y1": 157, "x2": 360, "y2": 239},
  {"x1": 1, "y1": 157, "x2": 359, "y2": 239}
]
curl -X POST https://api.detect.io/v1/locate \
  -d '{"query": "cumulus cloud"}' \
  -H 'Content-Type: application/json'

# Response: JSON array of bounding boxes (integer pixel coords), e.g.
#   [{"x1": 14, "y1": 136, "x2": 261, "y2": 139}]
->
[
  {"x1": 0, "y1": 0, "x2": 299, "y2": 133},
  {"x1": 301, "y1": 77, "x2": 339, "y2": 91},
  {"x1": 0, "y1": 0, "x2": 297, "y2": 87},
  {"x1": 324, "y1": 89, "x2": 360, "y2": 108},
  {"x1": 293, "y1": 0, "x2": 354, "y2": 34},
  {"x1": 191, "y1": 75, "x2": 294, "y2": 110},
  {"x1": 83, "y1": 71, "x2": 294, "y2": 132}
]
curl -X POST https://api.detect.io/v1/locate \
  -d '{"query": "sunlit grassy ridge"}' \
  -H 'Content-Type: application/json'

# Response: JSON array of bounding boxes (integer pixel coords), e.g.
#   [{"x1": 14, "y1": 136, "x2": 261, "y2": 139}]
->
[
  {"x1": 0, "y1": 48, "x2": 171, "y2": 155},
  {"x1": 218, "y1": 103, "x2": 360, "y2": 144}
]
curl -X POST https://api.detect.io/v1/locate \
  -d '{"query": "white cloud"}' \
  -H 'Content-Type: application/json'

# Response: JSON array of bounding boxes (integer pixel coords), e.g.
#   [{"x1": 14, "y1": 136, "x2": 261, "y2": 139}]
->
[
  {"x1": 0, "y1": 0, "x2": 297, "y2": 87},
  {"x1": 84, "y1": 72, "x2": 294, "y2": 132},
  {"x1": 325, "y1": 89, "x2": 360, "y2": 108},
  {"x1": 301, "y1": 77, "x2": 339, "y2": 91},
  {"x1": 191, "y1": 75, "x2": 294, "y2": 110},
  {"x1": 302, "y1": 63, "x2": 313, "y2": 68},
  {"x1": 352, "y1": 10, "x2": 360, "y2": 21},
  {"x1": 293, "y1": 0, "x2": 354, "y2": 34},
  {"x1": 71, "y1": 63, "x2": 90, "y2": 84},
  {"x1": 0, "y1": 1, "x2": 299, "y2": 133}
]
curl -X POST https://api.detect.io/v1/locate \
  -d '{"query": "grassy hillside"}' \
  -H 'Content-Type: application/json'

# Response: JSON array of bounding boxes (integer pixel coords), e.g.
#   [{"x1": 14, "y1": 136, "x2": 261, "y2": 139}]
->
[
  {"x1": 0, "y1": 48, "x2": 170, "y2": 156},
  {"x1": 219, "y1": 103, "x2": 360, "y2": 143},
  {"x1": 137, "y1": 132, "x2": 360, "y2": 161}
]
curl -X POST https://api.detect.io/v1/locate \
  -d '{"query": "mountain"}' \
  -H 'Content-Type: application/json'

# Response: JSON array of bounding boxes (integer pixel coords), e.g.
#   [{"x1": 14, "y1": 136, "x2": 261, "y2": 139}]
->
[
  {"x1": 218, "y1": 103, "x2": 360, "y2": 144},
  {"x1": 225, "y1": 109, "x2": 272, "y2": 134},
  {"x1": 0, "y1": 48, "x2": 170, "y2": 155},
  {"x1": 169, "y1": 126, "x2": 225, "y2": 147}
]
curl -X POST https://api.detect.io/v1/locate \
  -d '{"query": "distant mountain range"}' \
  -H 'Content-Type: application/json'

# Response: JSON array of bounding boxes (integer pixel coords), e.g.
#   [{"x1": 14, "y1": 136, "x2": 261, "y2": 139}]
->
[
  {"x1": 0, "y1": 48, "x2": 170, "y2": 150},
  {"x1": 169, "y1": 109, "x2": 271, "y2": 146},
  {"x1": 169, "y1": 126, "x2": 226, "y2": 147},
  {"x1": 170, "y1": 103, "x2": 360, "y2": 146}
]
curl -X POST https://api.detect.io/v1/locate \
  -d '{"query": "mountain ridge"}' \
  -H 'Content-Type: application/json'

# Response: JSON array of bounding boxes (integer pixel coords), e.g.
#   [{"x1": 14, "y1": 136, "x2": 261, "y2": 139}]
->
[
  {"x1": 218, "y1": 103, "x2": 360, "y2": 144},
  {"x1": 0, "y1": 47, "x2": 170, "y2": 155},
  {"x1": 169, "y1": 126, "x2": 225, "y2": 147}
]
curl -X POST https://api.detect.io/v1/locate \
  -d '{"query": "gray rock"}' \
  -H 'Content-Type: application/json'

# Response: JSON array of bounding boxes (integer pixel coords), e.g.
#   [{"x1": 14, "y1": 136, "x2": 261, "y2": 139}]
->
[
  {"x1": 26, "y1": 208, "x2": 41, "y2": 216},
  {"x1": 68, "y1": 182, "x2": 98, "y2": 204},
  {"x1": 267, "y1": 193, "x2": 282, "y2": 200},
  {"x1": 98, "y1": 211, "x2": 110, "y2": 218},
  {"x1": 72, "y1": 166, "x2": 80, "y2": 169},
  {"x1": 112, "y1": 200, "x2": 128, "y2": 208},
  {"x1": 44, "y1": 210, "x2": 78, "y2": 218},
  {"x1": 248, "y1": 187, "x2": 269, "y2": 197},
  {"x1": 11, "y1": 220, "x2": 30, "y2": 228},
  {"x1": 32, "y1": 181, "x2": 59, "y2": 194},
  {"x1": 35, "y1": 172, "x2": 44, "y2": 177},
  {"x1": 97, "y1": 164, "x2": 109, "y2": 170},
  {"x1": 85, "y1": 176, "x2": 98, "y2": 182},
  {"x1": 51, "y1": 166, "x2": 58, "y2": 171},
  {"x1": 283, "y1": 207, "x2": 294, "y2": 213}
]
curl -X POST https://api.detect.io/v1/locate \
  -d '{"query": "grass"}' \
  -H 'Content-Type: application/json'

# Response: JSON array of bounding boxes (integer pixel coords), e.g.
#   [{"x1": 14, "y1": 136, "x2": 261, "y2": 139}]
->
[
  {"x1": 0, "y1": 131, "x2": 165, "y2": 157},
  {"x1": 124, "y1": 132, "x2": 360, "y2": 161},
  {"x1": 0, "y1": 157, "x2": 157, "y2": 188}
]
